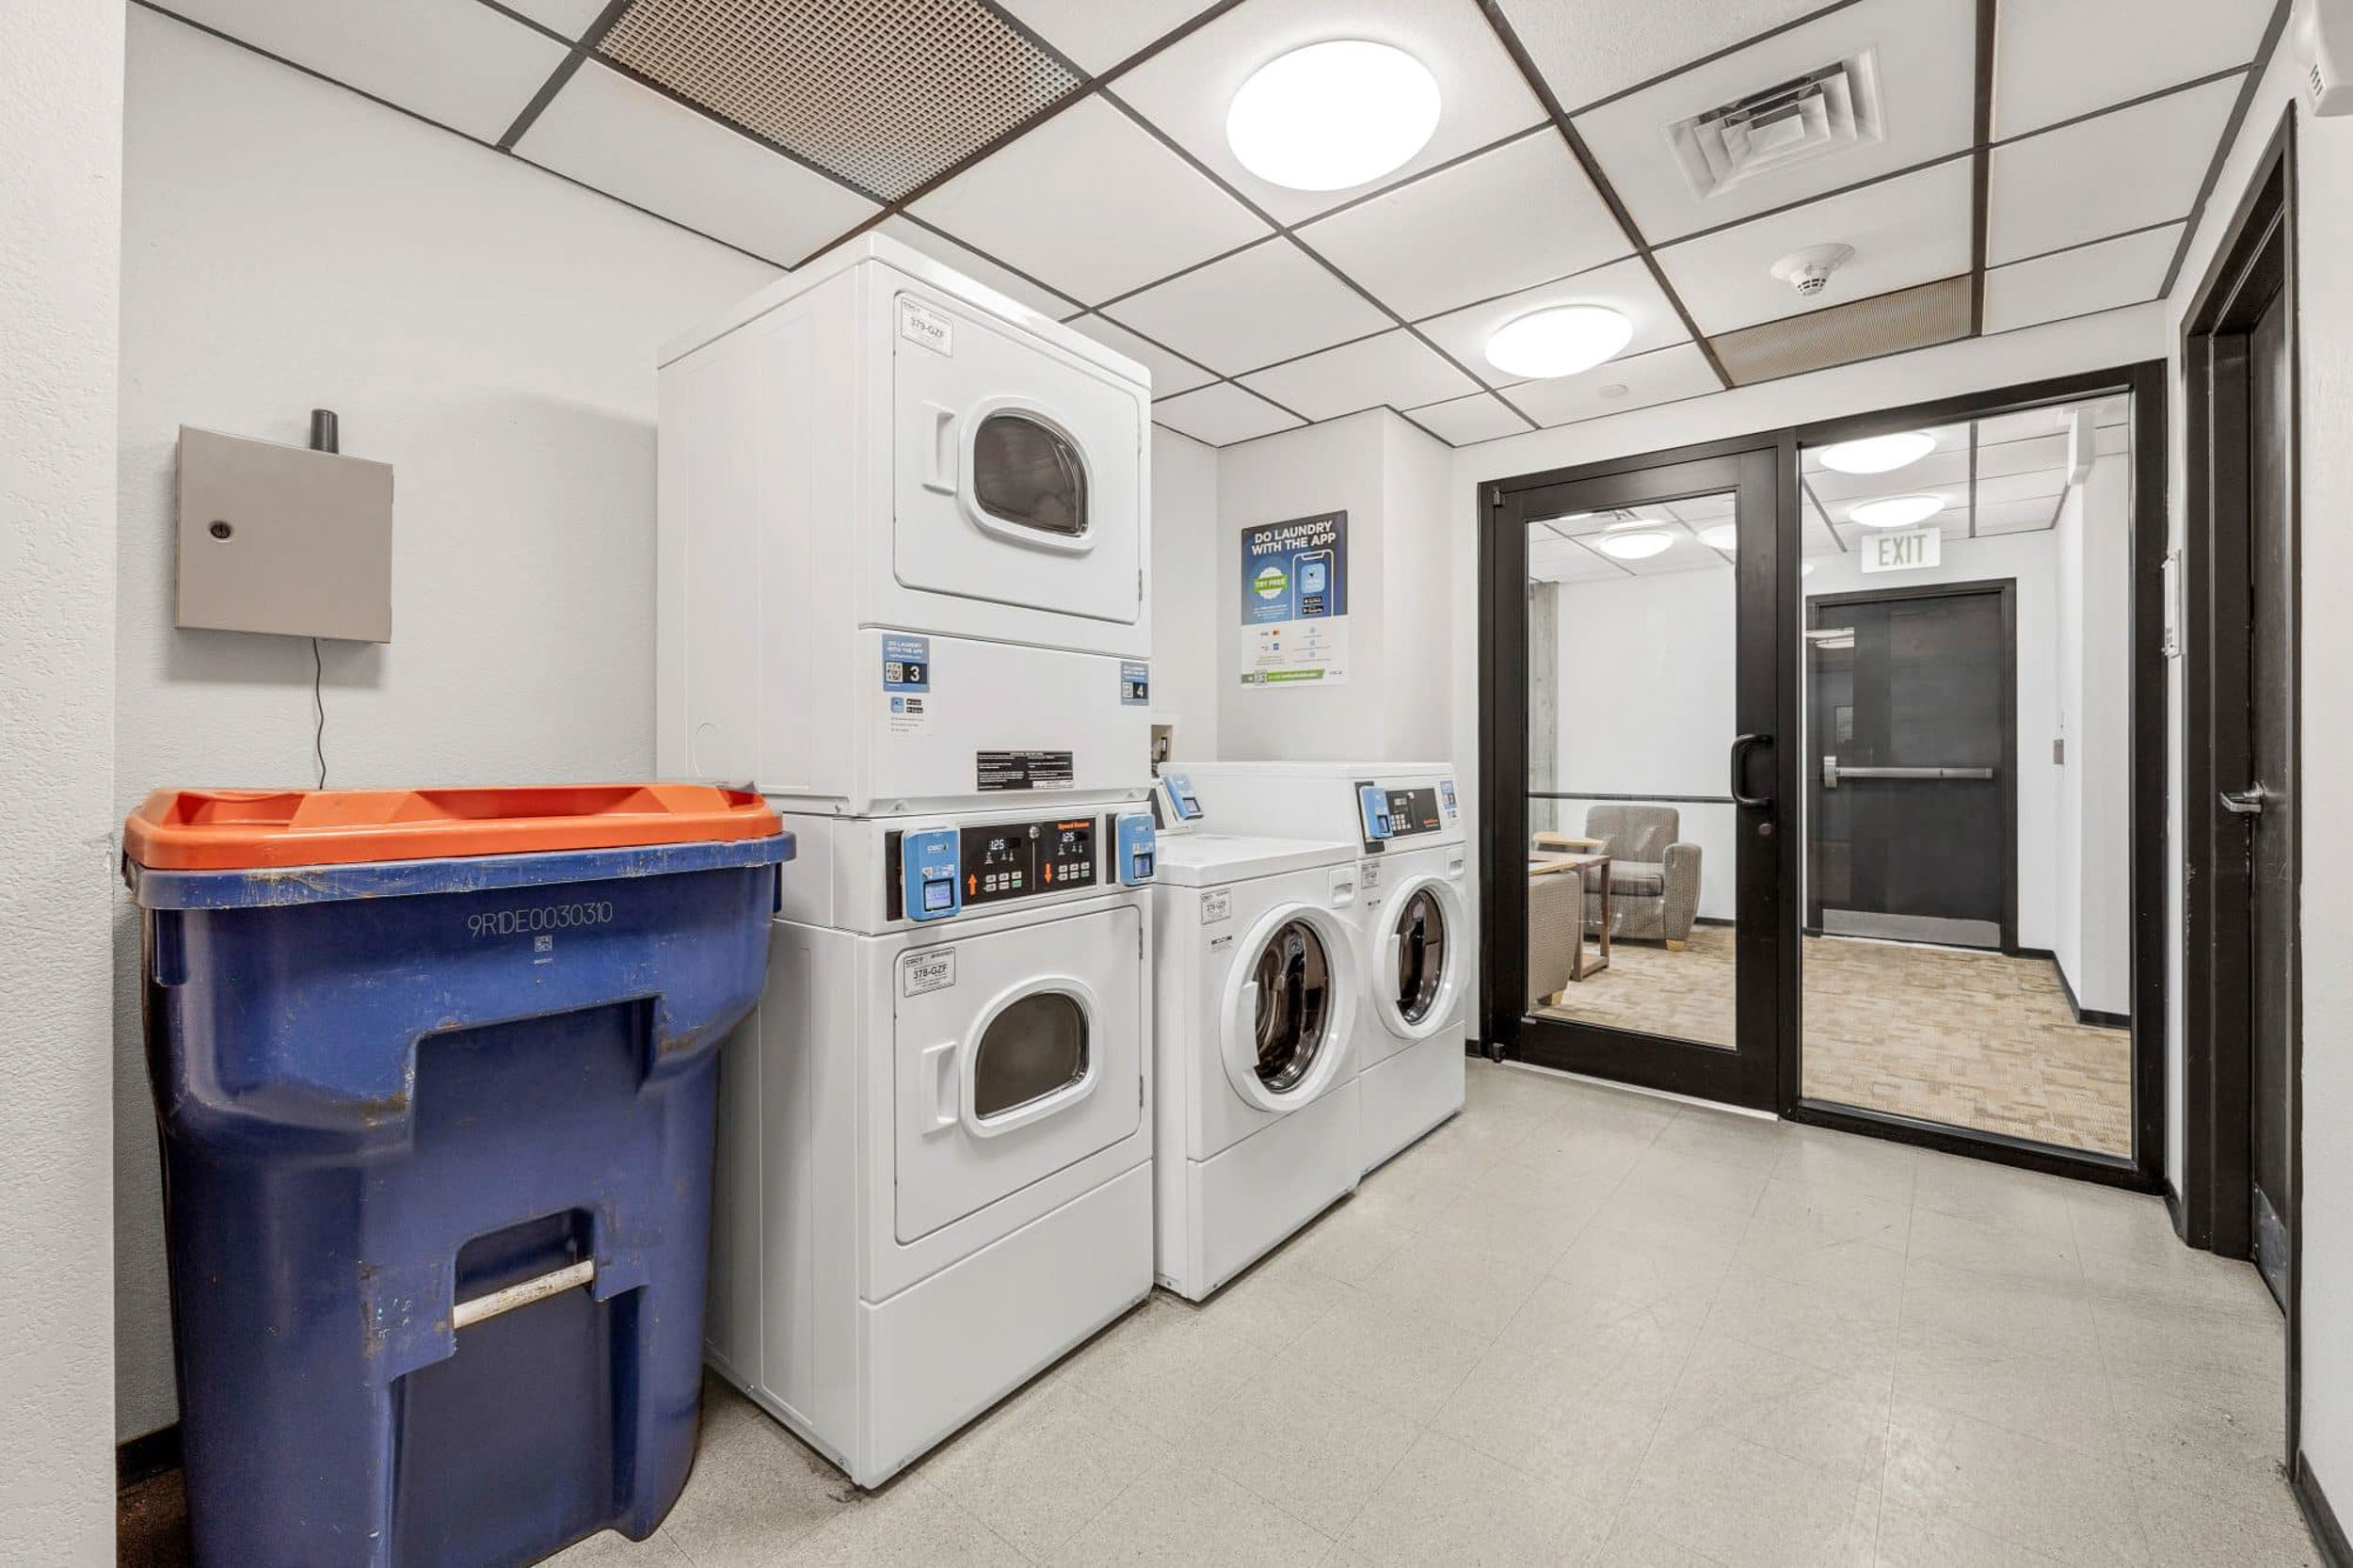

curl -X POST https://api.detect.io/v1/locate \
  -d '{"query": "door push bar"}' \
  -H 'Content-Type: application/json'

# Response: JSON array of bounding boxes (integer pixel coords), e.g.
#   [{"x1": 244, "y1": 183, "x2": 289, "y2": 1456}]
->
[{"x1": 1820, "y1": 755, "x2": 1996, "y2": 790}]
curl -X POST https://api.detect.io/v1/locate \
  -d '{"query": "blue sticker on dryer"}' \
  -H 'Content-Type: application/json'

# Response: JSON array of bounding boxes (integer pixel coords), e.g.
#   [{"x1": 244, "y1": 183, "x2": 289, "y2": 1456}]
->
[{"x1": 883, "y1": 635, "x2": 930, "y2": 692}]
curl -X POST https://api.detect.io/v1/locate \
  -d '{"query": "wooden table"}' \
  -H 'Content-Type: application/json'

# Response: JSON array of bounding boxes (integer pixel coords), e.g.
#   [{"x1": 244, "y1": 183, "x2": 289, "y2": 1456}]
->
[{"x1": 1529, "y1": 851, "x2": 1611, "y2": 982}]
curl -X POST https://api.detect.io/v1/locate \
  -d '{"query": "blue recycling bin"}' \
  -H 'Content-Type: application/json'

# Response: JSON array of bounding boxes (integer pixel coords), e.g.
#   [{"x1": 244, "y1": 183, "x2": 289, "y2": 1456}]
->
[{"x1": 126, "y1": 785, "x2": 792, "y2": 1568}]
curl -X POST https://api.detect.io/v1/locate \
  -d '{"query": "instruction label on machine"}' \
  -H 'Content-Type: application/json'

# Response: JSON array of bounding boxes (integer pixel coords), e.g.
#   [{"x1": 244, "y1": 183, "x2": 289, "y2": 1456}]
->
[
  {"x1": 903, "y1": 947, "x2": 956, "y2": 997},
  {"x1": 976, "y1": 750, "x2": 1074, "y2": 792},
  {"x1": 883, "y1": 634, "x2": 932, "y2": 737},
  {"x1": 1238, "y1": 509, "x2": 1351, "y2": 686}
]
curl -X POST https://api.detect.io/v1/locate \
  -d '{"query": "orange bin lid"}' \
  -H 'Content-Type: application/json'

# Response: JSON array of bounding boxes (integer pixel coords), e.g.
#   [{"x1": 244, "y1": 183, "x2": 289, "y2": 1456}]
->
[{"x1": 125, "y1": 783, "x2": 782, "y2": 871}]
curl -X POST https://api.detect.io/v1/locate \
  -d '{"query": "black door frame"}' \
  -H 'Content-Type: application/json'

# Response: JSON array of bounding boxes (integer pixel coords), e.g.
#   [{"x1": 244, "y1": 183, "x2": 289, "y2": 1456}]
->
[
  {"x1": 2178, "y1": 107, "x2": 2301, "y2": 1464},
  {"x1": 1479, "y1": 435, "x2": 1795, "y2": 1112},
  {"x1": 1476, "y1": 362, "x2": 2169, "y2": 1194},
  {"x1": 1803, "y1": 579, "x2": 2020, "y2": 955}
]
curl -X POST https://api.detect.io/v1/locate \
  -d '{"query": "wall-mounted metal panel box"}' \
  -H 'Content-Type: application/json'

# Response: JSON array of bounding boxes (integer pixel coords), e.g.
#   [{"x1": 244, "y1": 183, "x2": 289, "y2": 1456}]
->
[{"x1": 177, "y1": 425, "x2": 393, "y2": 642}]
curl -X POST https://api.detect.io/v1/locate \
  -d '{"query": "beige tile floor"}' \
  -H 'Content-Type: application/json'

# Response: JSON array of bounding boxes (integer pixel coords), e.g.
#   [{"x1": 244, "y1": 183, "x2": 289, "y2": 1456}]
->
[
  {"x1": 549, "y1": 1061, "x2": 2310, "y2": 1568},
  {"x1": 1536, "y1": 927, "x2": 2135, "y2": 1156}
]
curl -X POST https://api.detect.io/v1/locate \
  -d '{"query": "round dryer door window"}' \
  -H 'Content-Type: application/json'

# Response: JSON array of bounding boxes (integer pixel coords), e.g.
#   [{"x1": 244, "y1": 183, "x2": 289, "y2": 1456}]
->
[
  {"x1": 1392, "y1": 888, "x2": 1448, "y2": 1026},
  {"x1": 973, "y1": 413, "x2": 1087, "y2": 539},
  {"x1": 1251, "y1": 920, "x2": 1334, "y2": 1093}
]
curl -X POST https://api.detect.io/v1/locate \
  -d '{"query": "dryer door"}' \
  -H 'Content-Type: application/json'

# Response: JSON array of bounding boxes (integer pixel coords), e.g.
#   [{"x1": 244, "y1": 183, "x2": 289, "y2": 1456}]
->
[
  {"x1": 1221, "y1": 904, "x2": 1357, "y2": 1113},
  {"x1": 891, "y1": 287, "x2": 1144, "y2": 630},
  {"x1": 894, "y1": 903, "x2": 1144, "y2": 1242},
  {"x1": 1369, "y1": 870, "x2": 1467, "y2": 1053}
]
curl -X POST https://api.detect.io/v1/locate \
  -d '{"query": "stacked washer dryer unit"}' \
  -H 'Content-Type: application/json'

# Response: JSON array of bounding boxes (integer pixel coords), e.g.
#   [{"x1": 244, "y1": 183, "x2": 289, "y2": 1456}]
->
[
  {"x1": 1176, "y1": 764, "x2": 1469, "y2": 1175},
  {"x1": 1146, "y1": 771, "x2": 1363, "y2": 1299},
  {"x1": 656, "y1": 235, "x2": 1159, "y2": 1487}
]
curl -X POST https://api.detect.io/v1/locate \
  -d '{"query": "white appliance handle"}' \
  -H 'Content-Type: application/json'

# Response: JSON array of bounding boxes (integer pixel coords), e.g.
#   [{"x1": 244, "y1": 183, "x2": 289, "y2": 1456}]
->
[
  {"x1": 921, "y1": 1040, "x2": 958, "y2": 1133},
  {"x1": 1231, "y1": 979, "x2": 1260, "y2": 1070},
  {"x1": 1383, "y1": 931, "x2": 1402, "y2": 998},
  {"x1": 922, "y1": 403, "x2": 958, "y2": 496}
]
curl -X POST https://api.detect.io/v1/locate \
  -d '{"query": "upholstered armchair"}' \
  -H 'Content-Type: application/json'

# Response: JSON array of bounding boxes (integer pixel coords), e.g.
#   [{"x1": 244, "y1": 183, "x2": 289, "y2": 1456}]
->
[{"x1": 1555, "y1": 806, "x2": 1703, "y2": 948}]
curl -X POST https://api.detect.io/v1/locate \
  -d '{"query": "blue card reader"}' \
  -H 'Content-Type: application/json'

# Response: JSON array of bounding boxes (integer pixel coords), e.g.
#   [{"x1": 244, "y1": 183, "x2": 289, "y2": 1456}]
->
[
  {"x1": 1357, "y1": 783, "x2": 1394, "y2": 843},
  {"x1": 1115, "y1": 812, "x2": 1158, "y2": 886},
  {"x1": 901, "y1": 827, "x2": 962, "y2": 922}
]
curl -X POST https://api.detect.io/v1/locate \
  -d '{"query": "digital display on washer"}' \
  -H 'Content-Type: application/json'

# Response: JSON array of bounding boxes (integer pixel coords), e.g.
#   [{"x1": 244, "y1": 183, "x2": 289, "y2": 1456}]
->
[
  {"x1": 1385, "y1": 786, "x2": 1444, "y2": 837},
  {"x1": 957, "y1": 819, "x2": 1096, "y2": 906}
]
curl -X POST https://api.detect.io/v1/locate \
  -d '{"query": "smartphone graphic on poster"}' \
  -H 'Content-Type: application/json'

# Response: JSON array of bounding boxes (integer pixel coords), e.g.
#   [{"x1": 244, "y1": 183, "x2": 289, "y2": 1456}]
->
[{"x1": 1295, "y1": 550, "x2": 1333, "y2": 617}]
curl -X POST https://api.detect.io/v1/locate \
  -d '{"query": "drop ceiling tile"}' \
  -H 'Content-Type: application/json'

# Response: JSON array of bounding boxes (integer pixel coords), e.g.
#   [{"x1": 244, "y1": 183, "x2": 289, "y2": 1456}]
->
[
  {"x1": 1064, "y1": 314, "x2": 1217, "y2": 398},
  {"x1": 1507, "y1": 341, "x2": 1721, "y2": 428},
  {"x1": 1976, "y1": 432, "x2": 2069, "y2": 476},
  {"x1": 1105, "y1": 240, "x2": 1390, "y2": 376},
  {"x1": 1571, "y1": 0, "x2": 1978, "y2": 243},
  {"x1": 167, "y1": 0, "x2": 565, "y2": 141},
  {"x1": 1987, "y1": 74, "x2": 2234, "y2": 264},
  {"x1": 517, "y1": 60, "x2": 879, "y2": 265},
  {"x1": 1112, "y1": 0, "x2": 1547, "y2": 225},
  {"x1": 1417, "y1": 256, "x2": 1689, "y2": 391},
  {"x1": 994, "y1": 0, "x2": 1216, "y2": 72},
  {"x1": 1404, "y1": 392, "x2": 1536, "y2": 446},
  {"x1": 910, "y1": 95, "x2": 1270, "y2": 305},
  {"x1": 1975, "y1": 468, "x2": 2068, "y2": 505},
  {"x1": 1975, "y1": 408, "x2": 2074, "y2": 445},
  {"x1": 1993, "y1": 0, "x2": 2272, "y2": 138},
  {"x1": 1152, "y1": 382, "x2": 1304, "y2": 446},
  {"x1": 1494, "y1": 0, "x2": 1834, "y2": 112},
  {"x1": 1655, "y1": 156, "x2": 1973, "y2": 335},
  {"x1": 497, "y1": 0, "x2": 607, "y2": 40},
  {"x1": 1238, "y1": 329, "x2": 1479, "y2": 422},
  {"x1": 877, "y1": 216, "x2": 1079, "y2": 319},
  {"x1": 1296, "y1": 130, "x2": 1633, "y2": 320},
  {"x1": 1983, "y1": 223, "x2": 2184, "y2": 331},
  {"x1": 1977, "y1": 498, "x2": 2065, "y2": 533}
]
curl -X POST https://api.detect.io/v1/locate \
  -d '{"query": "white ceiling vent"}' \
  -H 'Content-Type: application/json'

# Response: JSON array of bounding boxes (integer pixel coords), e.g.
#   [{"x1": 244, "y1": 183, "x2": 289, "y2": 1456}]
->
[{"x1": 1667, "y1": 53, "x2": 1885, "y2": 201}]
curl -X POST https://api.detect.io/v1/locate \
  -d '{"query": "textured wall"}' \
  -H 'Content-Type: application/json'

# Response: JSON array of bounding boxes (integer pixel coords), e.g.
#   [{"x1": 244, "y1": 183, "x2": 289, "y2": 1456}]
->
[
  {"x1": 0, "y1": 1, "x2": 124, "y2": 1561},
  {"x1": 113, "y1": 10, "x2": 776, "y2": 1439}
]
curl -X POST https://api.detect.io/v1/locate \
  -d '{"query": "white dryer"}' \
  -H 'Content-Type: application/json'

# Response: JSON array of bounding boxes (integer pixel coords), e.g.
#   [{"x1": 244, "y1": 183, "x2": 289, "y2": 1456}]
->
[
  {"x1": 1148, "y1": 773, "x2": 1361, "y2": 1300},
  {"x1": 656, "y1": 233, "x2": 1154, "y2": 815},
  {"x1": 704, "y1": 804, "x2": 1160, "y2": 1487},
  {"x1": 1176, "y1": 763, "x2": 1469, "y2": 1175}
]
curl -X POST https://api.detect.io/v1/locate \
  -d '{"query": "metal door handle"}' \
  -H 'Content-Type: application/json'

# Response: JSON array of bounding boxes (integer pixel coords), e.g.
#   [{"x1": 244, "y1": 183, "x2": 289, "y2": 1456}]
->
[
  {"x1": 2220, "y1": 783, "x2": 2269, "y2": 816},
  {"x1": 1825, "y1": 760, "x2": 1994, "y2": 787},
  {"x1": 1729, "y1": 733, "x2": 1773, "y2": 810}
]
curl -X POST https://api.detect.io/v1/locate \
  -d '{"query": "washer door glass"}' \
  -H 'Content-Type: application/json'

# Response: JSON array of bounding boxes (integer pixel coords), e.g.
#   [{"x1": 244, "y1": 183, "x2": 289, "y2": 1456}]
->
[
  {"x1": 973, "y1": 991, "x2": 1089, "y2": 1120},
  {"x1": 973, "y1": 413, "x2": 1088, "y2": 539},
  {"x1": 1252, "y1": 919, "x2": 1333, "y2": 1093},
  {"x1": 1393, "y1": 888, "x2": 1448, "y2": 1025}
]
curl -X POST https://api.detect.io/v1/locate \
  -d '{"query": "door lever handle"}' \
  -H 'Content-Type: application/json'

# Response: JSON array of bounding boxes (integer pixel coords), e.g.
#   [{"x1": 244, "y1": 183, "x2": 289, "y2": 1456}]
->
[{"x1": 2220, "y1": 783, "x2": 2269, "y2": 817}]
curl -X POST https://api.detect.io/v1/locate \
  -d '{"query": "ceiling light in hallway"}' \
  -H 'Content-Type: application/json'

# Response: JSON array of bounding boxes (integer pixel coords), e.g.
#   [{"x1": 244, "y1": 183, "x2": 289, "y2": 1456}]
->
[
  {"x1": 1484, "y1": 304, "x2": 1632, "y2": 378},
  {"x1": 1595, "y1": 530, "x2": 1673, "y2": 560},
  {"x1": 1226, "y1": 40, "x2": 1441, "y2": 191},
  {"x1": 1848, "y1": 494, "x2": 1945, "y2": 528},
  {"x1": 1817, "y1": 430, "x2": 1935, "y2": 472},
  {"x1": 1700, "y1": 523, "x2": 1738, "y2": 551}
]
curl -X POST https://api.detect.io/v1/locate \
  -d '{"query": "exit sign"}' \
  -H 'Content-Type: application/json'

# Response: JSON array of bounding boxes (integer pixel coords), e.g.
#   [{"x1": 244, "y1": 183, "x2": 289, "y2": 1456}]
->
[{"x1": 1860, "y1": 525, "x2": 1942, "y2": 573}]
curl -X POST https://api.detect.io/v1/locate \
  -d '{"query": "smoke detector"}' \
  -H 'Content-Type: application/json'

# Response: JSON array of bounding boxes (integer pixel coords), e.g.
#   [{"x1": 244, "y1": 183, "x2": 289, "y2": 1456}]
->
[
  {"x1": 1772, "y1": 243, "x2": 1855, "y2": 299},
  {"x1": 1668, "y1": 54, "x2": 1885, "y2": 200}
]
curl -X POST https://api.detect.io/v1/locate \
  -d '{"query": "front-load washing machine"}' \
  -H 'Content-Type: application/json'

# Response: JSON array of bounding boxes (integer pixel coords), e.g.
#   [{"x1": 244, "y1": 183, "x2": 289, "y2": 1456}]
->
[
  {"x1": 655, "y1": 233, "x2": 1153, "y2": 815},
  {"x1": 703, "y1": 804, "x2": 1160, "y2": 1487},
  {"x1": 1147, "y1": 773, "x2": 1361, "y2": 1299},
  {"x1": 1176, "y1": 763, "x2": 1468, "y2": 1174}
]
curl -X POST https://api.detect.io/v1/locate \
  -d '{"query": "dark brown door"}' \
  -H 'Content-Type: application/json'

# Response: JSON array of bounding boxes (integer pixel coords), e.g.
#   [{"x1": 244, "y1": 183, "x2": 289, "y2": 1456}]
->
[{"x1": 2245, "y1": 291, "x2": 2295, "y2": 1309}]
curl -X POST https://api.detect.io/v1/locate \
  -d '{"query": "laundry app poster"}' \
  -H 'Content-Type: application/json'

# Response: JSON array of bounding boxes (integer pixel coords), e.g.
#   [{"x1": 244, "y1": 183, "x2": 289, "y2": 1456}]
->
[{"x1": 1238, "y1": 510, "x2": 1351, "y2": 686}]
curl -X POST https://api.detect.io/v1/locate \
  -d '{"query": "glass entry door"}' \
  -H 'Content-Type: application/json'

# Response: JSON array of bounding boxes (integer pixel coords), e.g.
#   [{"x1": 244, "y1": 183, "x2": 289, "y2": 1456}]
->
[{"x1": 1482, "y1": 444, "x2": 1790, "y2": 1111}]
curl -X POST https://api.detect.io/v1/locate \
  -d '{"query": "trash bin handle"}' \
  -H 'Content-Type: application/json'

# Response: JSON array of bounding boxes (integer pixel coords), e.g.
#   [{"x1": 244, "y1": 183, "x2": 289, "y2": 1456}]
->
[{"x1": 450, "y1": 1259, "x2": 596, "y2": 1331}]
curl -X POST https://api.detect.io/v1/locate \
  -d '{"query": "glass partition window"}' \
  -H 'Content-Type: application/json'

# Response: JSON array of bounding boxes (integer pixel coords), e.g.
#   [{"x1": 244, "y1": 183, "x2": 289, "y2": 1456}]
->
[
  {"x1": 1523, "y1": 497, "x2": 1740, "y2": 1050},
  {"x1": 1798, "y1": 395, "x2": 2135, "y2": 1156}
]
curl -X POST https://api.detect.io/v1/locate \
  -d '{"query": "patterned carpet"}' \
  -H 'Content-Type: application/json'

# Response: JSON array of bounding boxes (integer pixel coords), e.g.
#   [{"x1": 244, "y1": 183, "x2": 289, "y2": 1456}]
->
[{"x1": 1533, "y1": 924, "x2": 2132, "y2": 1157}]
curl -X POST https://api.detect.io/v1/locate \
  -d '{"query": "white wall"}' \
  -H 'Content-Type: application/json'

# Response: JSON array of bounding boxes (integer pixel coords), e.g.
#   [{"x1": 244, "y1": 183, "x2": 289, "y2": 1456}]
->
[
  {"x1": 0, "y1": 3, "x2": 122, "y2": 1560},
  {"x1": 2166, "y1": 39, "x2": 2353, "y2": 1511},
  {"x1": 111, "y1": 11, "x2": 778, "y2": 1440},
  {"x1": 2050, "y1": 452, "x2": 2134, "y2": 1016},
  {"x1": 1216, "y1": 408, "x2": 1453, "y2": 762},
  {"x1": 1149, "y1": 426, "x2": 1221, "y2": 761}
]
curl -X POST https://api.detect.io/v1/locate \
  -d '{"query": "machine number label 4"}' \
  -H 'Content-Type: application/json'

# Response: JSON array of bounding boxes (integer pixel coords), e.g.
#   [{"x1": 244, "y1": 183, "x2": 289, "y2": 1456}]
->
[
  {"x1": 1200, "y1": 889, "x2": 1232, "y2": 924},
  {"x1": 903, "y1": 947, "x2": 957, "y2": 997},
  {"x1": 1120, "y1": 661, "x2": 1150, "y2": 706},
  {"x1": 898, "y1": 298, "x2": 953, "y2": 356}
]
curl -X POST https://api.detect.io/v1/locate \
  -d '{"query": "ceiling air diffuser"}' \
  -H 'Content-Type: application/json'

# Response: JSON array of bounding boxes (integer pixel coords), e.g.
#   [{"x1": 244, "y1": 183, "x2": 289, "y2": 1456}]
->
[{"x1": 1667, "y1": 53, "x2": 1884, "y2": 201}]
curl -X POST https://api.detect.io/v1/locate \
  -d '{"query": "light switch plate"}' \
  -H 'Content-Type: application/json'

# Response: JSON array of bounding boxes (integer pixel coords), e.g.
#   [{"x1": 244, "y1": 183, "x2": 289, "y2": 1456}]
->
[{"x1": 177, "y1": 425, "x2": 393, "y2": 642}]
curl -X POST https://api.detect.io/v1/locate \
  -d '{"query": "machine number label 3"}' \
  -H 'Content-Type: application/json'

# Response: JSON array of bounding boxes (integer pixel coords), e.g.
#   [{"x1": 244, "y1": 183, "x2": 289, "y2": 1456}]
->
[
  {"x1": 1200, "y1": 889, "x2": 1232, "y2": 924},
  {"x1": 903, "y1": 947, "x2": 956, "y2": 997},
  {"x1": 898, "y1": 298, "x2": 953, "y2": 356},
  {"x1": 883, "y1": 634, "x2": 933, "y2": 736},
  {"x1": 977, "y1": 750, "x2": 1074, "y2": 792}
]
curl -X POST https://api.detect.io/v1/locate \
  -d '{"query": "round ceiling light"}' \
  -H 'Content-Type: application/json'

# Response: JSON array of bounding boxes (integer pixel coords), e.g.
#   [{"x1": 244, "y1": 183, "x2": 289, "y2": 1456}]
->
[
  {"x1": 1595, "y1": 530, "x2": 1673, "y2": 561},
  {"x1": 1817, "y1": 431, "x2": 1936, "y2": 473},
  {"x1": 1848, "y1": 494, "x2": 1945, "y2": 529},
  {"x1": 1225, "y1": 40, "x2": 1443, "y2": 191},
  {"x1": 1484, "y1": 305, "x2": 1633, "y2": 378},
  {"x1": 1699, "y1": 523, "x2": 1738, "y2": 552}
]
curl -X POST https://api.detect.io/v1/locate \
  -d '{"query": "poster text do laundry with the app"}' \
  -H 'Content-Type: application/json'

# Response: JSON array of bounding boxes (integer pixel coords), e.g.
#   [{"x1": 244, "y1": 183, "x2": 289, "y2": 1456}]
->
[{"x1": 1238, "y1": 510, "x2": 1350, "y2": 687}]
